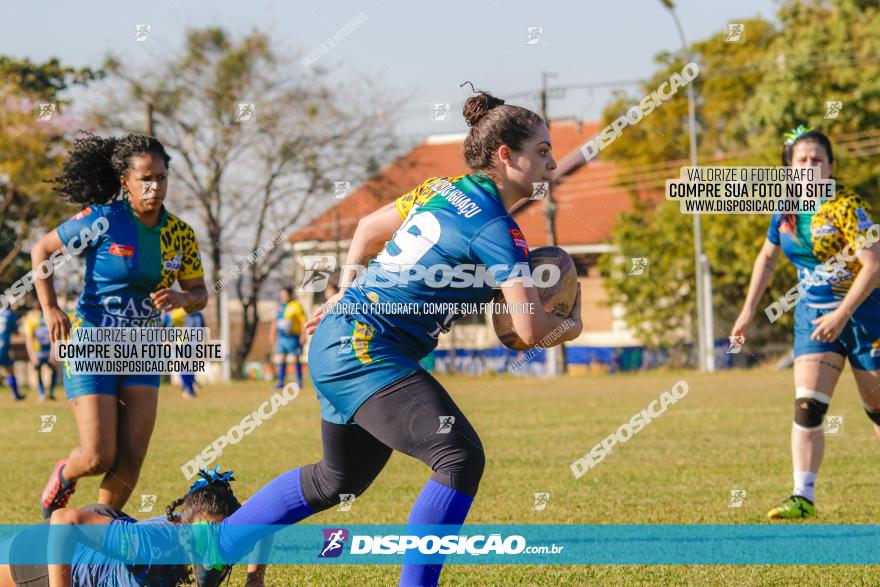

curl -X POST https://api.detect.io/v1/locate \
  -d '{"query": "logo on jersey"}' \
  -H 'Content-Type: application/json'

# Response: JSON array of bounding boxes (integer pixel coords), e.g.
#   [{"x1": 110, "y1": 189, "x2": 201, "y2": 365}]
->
[
  {"x1": 319, "y1": 528, "x2": 349, "y2": 558},
  {"x1": 812, "y1": 223, "x2": 837, "y2": 237},
  {"x1": 509, "y1": 228, "x2": 529, "y2": 257},
  {"x1": 109, "y1": 243, "x2": 135, "y2": 257},
  {"x1": 871, "y1": 338, "x2": 880, "y2": 358},
  {"x1": 72, "y1": 207, "x2": 92, "y2": 220},
  {"x1": 855, "y1": 208, "x2": 874, "y2": 231}
]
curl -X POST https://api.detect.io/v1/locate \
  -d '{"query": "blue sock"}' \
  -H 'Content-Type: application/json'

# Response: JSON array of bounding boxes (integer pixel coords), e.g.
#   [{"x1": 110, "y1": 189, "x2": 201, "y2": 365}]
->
[
  {"x1": 277, "y1": 362, "x2": 287, "y2": 386},
  {"x1": 219, "y1": 467, "x2": 314, "y2": 561},
  {"x1": 36, "y1": 370, "x2": 45, "y2": 398},
  {"x1": 294, "y1": 361, "x2": 303, "y2": 387},
  {"x1": 6, "y1": 375, "x2": 21, "y2": 399},
  {"x1": 400, "y1": 480, "x2": 475, "y2": 587},
  {"x1": 181, "y1": 374, "x2": 195, "y2": 395}
]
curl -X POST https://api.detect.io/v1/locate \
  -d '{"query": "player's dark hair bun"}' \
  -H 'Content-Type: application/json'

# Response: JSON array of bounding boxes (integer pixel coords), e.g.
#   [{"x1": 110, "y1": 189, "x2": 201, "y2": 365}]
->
[
  {"x1": 462, "y1": 89, "x2": 544, "y2": 175},
  {"x1": 463, "y1": 91, "x2": 506, "y2": 127}
]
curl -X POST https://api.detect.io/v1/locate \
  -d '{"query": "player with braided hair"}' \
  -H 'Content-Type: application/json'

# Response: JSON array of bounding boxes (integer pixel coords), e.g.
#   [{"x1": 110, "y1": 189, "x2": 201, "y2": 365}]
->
[{"x1": 0, "y1": 467, "x2": 266, "y2": 587}]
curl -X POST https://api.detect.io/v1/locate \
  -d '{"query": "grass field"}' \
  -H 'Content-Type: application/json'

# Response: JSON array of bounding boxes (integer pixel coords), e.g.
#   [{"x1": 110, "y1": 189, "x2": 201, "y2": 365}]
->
[{"x1": 2, "y1": 366, "x2": 879, "y2": 586}]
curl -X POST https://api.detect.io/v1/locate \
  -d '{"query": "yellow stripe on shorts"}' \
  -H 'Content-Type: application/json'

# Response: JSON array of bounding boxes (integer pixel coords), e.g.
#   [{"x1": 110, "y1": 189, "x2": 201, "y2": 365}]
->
[{"x1": 353, "y1": 321, "x2": 375, "y2": 364}]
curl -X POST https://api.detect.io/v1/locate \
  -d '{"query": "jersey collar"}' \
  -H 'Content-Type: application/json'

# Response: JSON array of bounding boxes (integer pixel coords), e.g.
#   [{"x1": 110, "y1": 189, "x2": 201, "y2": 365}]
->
[
  {"x1": 124, "y1": 198, "x2": 169, "y2": 231},
  {"x1": 470, "y1": 172, "x2": 501, "y2": 200}
]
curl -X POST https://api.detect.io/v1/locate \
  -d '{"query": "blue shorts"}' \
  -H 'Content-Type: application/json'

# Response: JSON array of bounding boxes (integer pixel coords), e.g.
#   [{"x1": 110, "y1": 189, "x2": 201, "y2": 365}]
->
[
  {"x1": 0, "y1": 345, "x2": 11, "y2": 367},
  {"x1": 307, "y1": 313, "x2": 419, "y2": 425},
  {"x1": 63, "y1": 316, "x2": 160, "y2": 399},
  {"x1": 275, "y1": 336, "x2": 302, "y2": 356},
  {"x1": 793, "y1": 300, "x2": 880, "y2": 371}
]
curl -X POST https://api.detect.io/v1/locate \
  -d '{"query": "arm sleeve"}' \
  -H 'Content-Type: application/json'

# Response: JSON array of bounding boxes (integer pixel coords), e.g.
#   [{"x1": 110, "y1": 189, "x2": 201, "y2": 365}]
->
[
  {"x1": 767, "y1": 214, "x2": 781, "y2": 246},
  {"x1": 834, "y1": 195, "x2": 876, "y2": 248},
  {"x1": 178, "y1": 225, "x2": 205, "y2": 281},
  {"x1": 55, "y1": 207, "x2": 104, "y2": 253},
  {"x1": 394, "y1": 177, "x2": 443, "y2": 220},
  {"x1": 468, "y1": 216, "x2": 531, "y2": 283}
]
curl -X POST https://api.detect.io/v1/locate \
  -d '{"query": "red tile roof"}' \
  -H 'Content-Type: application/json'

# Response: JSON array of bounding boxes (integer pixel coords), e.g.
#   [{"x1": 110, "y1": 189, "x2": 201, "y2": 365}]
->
[{"x1": 287, "y1": 120, "x2": 665, "y2": 246}]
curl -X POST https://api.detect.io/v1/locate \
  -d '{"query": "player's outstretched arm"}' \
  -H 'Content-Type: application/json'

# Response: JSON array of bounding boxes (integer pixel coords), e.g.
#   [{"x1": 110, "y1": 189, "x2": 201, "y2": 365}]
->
[
  {"x1": 732, "y1": 238, "x2": 781, "y2": 337},
  {"x1": 500, "y1": 279, "x2": 583, "y2": 347}
]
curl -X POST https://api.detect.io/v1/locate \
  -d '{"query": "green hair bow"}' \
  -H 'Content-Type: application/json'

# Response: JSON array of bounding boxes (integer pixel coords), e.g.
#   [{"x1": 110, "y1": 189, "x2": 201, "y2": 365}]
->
[{"x1": 784, "y1": 124, "x2": 813, "y2": 146}]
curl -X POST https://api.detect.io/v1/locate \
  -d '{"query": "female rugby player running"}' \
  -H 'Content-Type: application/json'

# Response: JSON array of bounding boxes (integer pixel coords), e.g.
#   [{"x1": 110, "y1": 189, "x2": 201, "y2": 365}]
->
[
  {"x1": 732, "y1": 127, "x2": 880, "y2": 519},
  {"x1": 32, "y1": 133, "x2": 208, "y2": 518},
  {"x1": 215, "y1": 90, "x2": 582, "y2": 585}
]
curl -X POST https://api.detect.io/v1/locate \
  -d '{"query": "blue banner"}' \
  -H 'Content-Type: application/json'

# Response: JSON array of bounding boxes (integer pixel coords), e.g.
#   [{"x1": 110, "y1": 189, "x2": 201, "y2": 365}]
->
[{"x1": 1, "y1": 524, "x2": 877, "y2": 565}]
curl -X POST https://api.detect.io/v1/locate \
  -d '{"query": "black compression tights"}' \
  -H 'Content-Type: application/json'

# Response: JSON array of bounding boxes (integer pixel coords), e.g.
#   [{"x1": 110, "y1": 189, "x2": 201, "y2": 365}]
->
[{"x1": 299, "y1": 370, "x2": 485, "y2": 512}]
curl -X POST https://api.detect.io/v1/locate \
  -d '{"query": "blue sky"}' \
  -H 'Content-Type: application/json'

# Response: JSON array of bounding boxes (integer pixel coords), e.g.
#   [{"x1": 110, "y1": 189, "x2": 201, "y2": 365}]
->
[{"x1": 2, "y1": 0, "x2": 777, "y2": 140}]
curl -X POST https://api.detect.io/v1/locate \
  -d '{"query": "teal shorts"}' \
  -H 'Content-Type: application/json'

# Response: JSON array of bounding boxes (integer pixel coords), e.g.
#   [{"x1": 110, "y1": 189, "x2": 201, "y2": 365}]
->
[
  {"x1": 63, "y1": 316, "x2": 160, "y2": 399},
  {"x1": 307, "y1": 313, "x2": 419, "y2": 425}
]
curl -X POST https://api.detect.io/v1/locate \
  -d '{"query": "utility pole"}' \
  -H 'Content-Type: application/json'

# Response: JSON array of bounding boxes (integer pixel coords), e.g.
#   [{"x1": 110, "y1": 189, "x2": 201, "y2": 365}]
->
[
  {"x1": 659, "y1": 0, "x2": 715, "y2": 371},
  {"x1": 539, "y1": 72, "x2": 567, "y2": 376}
]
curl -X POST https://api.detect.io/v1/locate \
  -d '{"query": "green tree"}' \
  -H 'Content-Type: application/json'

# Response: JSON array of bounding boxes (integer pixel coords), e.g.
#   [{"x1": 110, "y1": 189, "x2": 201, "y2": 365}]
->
[{"x1": 0, "y1": 57, "x2": 99, "y2": 293}]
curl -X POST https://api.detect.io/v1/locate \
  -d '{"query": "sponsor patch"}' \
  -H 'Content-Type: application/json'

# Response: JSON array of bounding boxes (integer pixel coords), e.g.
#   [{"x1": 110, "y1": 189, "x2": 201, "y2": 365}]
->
[
  {"x1": 509, "y1": 228, "x2": 529, "y2": 257},
  {"x1": 163, "y1": 254, "x2": 182, "y2": 271},
  {"x1": 812, "y1": 223, "x2": 837, "y2": 237},
  {"x1": 72, "y1": 207, "x2": 92, "y2": 220},
  {"x1": 109, "y1": 243, "x2": 135, "y2": 257}
]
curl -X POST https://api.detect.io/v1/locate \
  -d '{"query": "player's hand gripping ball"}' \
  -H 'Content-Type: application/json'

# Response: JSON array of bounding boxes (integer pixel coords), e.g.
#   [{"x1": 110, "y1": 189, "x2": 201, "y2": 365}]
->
[{"x1": 492, "y1": 246, "x2": 579, "y2": 350}]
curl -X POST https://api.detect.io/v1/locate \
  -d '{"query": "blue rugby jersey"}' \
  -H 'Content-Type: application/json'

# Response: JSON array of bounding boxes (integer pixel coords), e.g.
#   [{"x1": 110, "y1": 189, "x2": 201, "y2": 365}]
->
[
  {"x1": 55, "y1": 200, "x2": 204, "y2": 327},
  {"x1": 341, "y1": 173, "x2": 530, "y2": 359}
]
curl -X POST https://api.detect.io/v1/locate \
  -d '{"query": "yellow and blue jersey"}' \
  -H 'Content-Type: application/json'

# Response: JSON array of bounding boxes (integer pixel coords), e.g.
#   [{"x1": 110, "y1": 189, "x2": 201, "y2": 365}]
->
[
  {"x1": 308, "y1": 173, "x2": 531, "y2": 424},
  {"x1": 55, "y1": 200, "x2": 204, "y2": 327},
  {"x1": 342, "y1": 172, "x2": 530, "y2": 359},
  {"x1": 22, "y1": 311, "x2": 51, "y2": 354},
  {"x1": 768, "y1": 186, "x2": 879, "y2": 308}
]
